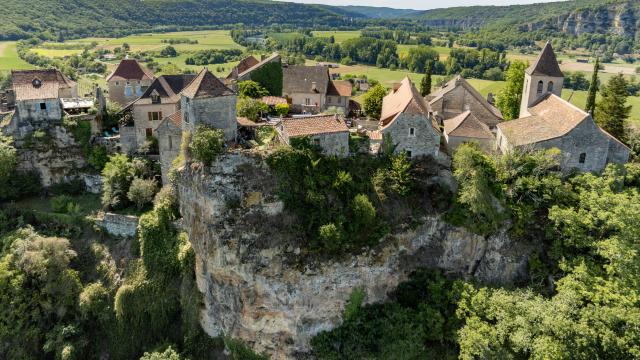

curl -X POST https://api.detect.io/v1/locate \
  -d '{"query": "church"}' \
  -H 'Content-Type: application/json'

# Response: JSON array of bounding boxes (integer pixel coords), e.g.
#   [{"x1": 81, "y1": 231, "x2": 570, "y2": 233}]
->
[{"x1": 496, "y1": 42, "x2": 630, "y2": 172}]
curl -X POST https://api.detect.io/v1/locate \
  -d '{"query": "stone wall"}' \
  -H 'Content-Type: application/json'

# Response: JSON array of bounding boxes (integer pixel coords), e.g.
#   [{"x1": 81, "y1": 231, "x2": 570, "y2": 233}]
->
[
  {"x1": 119, "y1": 125, "x2": 138, "y2": 154},
  {"x1": 157, "y1": 118, "x2": 182, "y2": 185},
  {"x1": 95, "y1": 212, "x2": 139, "y2": 238},
  {"x1": 181, "y1": 95, "x2": 237, "y2": 141},
  {"x1": 176, "y1": 150, "x2": 532, "y2": 359},
  {"x1": 132, "y1": 102, "x2": 179, "y2": 145},
  {"x1": 430, "y1": 82, "x2": 502, "y2": 127},
  {"x1": 381, "y1": 112, "x2": 441, "y2": 158}
]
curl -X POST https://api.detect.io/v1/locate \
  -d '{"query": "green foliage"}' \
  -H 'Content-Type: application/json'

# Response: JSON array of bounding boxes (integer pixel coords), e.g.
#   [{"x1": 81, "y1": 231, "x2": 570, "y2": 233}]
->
[
  {"x1": 237, "y1": 97, "x2": 268, "y2": 121},
  {"x1": 595, "y1": 73, "x2": 631, "y2": 142},
  {"x1": 189, "y1": 125, "x2": 225, "y2": 165},
  {"x1": 363, "y1": 84, "x2": 387, "y2": 119},
  {"x1": 0, "y1": 135, "x2": 41, "y2": 201},
  {"x1": 238, "y1": 80, "x2": 269, "y2": 99},
  {"x1": 101, "y1": 154, "x2": 135, "y2": 210},
  {"x1": 311, "y1": 269, "x2": 461, "y2": 359},
  {"x1": 274, "y1": 103, "x2": 289, "y2": 117},
  {"x1": 420, "y1": 62, "x2": 432, "y2": 96},
  {"x1": 63, "y1": 117, "x2": 108, "y2": 172},
  {"x1": 139, "y1": 346, "x2": 182, "y2": 360},
  {"x1": 250, "y1": 61, "x2": 283, "y2": 96},
  {"x1": 51, "y1": 195, "x2": 81, "y2": 215},
  {"x1": 127, "y1": 178, "x2": 158, "y2": 210},
  {"x1": 496, "y1": 60, "x2": 526, "y2": 120}
]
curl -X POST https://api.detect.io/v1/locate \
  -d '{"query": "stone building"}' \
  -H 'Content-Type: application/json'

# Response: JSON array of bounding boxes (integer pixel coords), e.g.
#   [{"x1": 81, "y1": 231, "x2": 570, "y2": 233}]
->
[
  {"x1": 325, "y1": 80, "x2": 352, "y2": 114},
  {"x1": 497, "y1": 42, "x2": 629, "y2": 173},
  {"x1": 11, "y1": 69, "x2": 77, "y2": 125},
  {"x1": 156, "y1": 111, "x2": 183, "y2": 184},
  {"x1": 106, "y1": 59, "x2": 154, "y2": 106},
  {"x1": 427, "y1": 75, "x2": 503, "y2": 128},
  {"x1": 519, "y1": 42, "x2": 564, "y2": 117},
  {"x1": 443, "y1": 110, "x2": 494, "y2": 152},
  {"x1": 179, "y1": 68, "x2": 237, "y2": 141},
  {"x1": 377, "y1": 77, "x2": 441, "y2": 158},
  {"x1": 121, "y1": 74, "x2": 195, "y2": 153},
  {"x1": 276, "y1": 114, "x2": 349, "y2": 156},
  {"x1": 227, "y1": 53, "x2": 281, "y2": 83},
  {"x1": 282, "y1": 65, "x2": 330, "y2": 113}
]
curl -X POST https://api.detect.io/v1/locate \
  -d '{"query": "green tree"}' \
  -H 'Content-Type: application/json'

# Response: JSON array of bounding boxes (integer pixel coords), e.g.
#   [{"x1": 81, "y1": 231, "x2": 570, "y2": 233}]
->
[
  {"x1": 274, "y1": 103, "x2": 289, "y2": 117},
  {"x1": 585, "y1": 57, "x2": 599, "y2": 115},
  {"x1": 139, "y1": 347, "x2": 182, "y2": 360},
  {"x1": 496, "y1": 60, "x2": 526, "y2": 120},
  {"x1": 595, "y1": 73, "x2": 631, "y2": 142},
  {"x1": 101, "y1": 154, "x2": 135, "y2": 210},
  {"x1": 237, "y1": 80, "x2": 269, "y2": 99},
  {"x1": 189, "y1": 125, "x2": 225, "y2": 165},
  {"x1": 127, "y1": 178, "x2": 158, "y2": 210},
  {"x1": 420, "y1": 61, "x2": 432, "y2": 96},
  {"x1": 237, "y1": 97, "x2": 268, "y2": 121},
  {"x1": 363, "y1": 84, "x2": 387, "y2": 120}
]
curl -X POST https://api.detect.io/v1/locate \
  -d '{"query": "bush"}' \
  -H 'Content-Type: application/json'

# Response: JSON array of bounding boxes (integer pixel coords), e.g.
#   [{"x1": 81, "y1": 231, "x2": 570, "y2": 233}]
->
[
  {"x1": 127, "y1": 178, "x2": 158, "y2": 210},
  {"x1": 362, "y1": 84, "x2": 387, "y2": 119},
  {"x1": 139, "y1": 346, "x2": 182, "y2": 360},
  {"x1": 237, "y1": 97, "x2": 268, "y2": 121},
  {"x1": 101, "y1": 154, "x2": 135, "y2": 210},
  {"x1": 274, "y1": 103, "x2": 289, "y2": 117},
  {"x1": 237, "y1": 80, "x2": 268, "y2": 99},
  {"x1": 189, "y1": 126, "x2": 225, "y2": 165},
  {"x1": 51, "y1": 195, "x2": 80, "y2": 214}
]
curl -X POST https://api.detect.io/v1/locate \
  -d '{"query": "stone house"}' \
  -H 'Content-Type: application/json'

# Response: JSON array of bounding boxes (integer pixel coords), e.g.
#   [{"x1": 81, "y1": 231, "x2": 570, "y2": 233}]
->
[
  {"x1": 325, "y1": 80, "x2": 352, "y2": 113},
  {"x1": 427, "y1": 75, "x2": 503, "y2": 129},
  {"x1": 156, "y1": 111, "x2": 183, "y2": 184},
  {"x1": 443, "y1": 110, "x2": 494, "y2": 152},
  {"x1": 276, "y1": 114, "x2": 349, "y2": 156},
  {"x1": 282, "y1": 65, "x2": 330, "y2": 113},
  {"x1": 227, "y1": 53, "x2": 281, "y2": 83},
  {"x1": 179, "y1": 68, "x2": 237, "y2": 141},
  {"x1": 496, "y1": 42, "x2": 629, "y2": 173},
  {"x1": 377, "y1": 77, "x2": 441, "y2": 158},
  {"x1": 496, "y1": 94, "x2": 629, "y2": 172},
  {"x1": 122, "y1": 74, "x2": 195, "y2": 152},
  {"x1": 106, "y1": 59, "x2": 154, "y2": 106},
  {"x1": 11, "y1": 69, "x2": 77, "y2": 125}
]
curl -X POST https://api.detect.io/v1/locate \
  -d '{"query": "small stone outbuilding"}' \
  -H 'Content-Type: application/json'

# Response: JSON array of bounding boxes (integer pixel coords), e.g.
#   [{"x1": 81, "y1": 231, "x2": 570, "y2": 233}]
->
[
  {"x1": 276, "y1": 114, "x2": 349, "y2": 156},
  {"x1": 444, "y1": 110, "x2": 494, "y2": 153}
]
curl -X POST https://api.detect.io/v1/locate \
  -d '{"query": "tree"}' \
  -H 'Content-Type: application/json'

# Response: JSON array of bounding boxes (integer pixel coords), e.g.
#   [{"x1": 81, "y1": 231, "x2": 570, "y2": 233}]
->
[
  {"x1": 237, "y1": 80, "x2": 269, "y2": 99},
  {"x1": 595, "y1": 73, "x2": 631, "y2": 142},
  {"x1": 127, "y1": 178, "x2": 158, "y2": 210},
  {"x1": 585, "y1": 57, "x2": 599, "y2": 115},
  {"x1": 420, "y1": 62, "x2": 433, "y2": 96},
  {"x1": 160, "y1": 45, "x2": 177, "y2": 57},
  {"x1": 101, "y1": 154, "x2": 135, "y2": 210},
  {"x1": 237, "y1": 97, "x2": 268, "y2": 121},
  {"x1": 0, "y1": 135, "x2": 17, "y2": 188},
  {"x1": 495, "y1": 60, "x2": 526, "y2": 120},
  {"x1": 275, "y1": 103, "x2": 289, "y2": 117},
  {"x1": 189, "y1": 125, "x2": 225, "y2": 165},
  {"x1": 363, "y1": 84, "x2": 387, "y2": 120},
  {"x1": 140, "y1": 347, "x2": 182, "y2": 360}
]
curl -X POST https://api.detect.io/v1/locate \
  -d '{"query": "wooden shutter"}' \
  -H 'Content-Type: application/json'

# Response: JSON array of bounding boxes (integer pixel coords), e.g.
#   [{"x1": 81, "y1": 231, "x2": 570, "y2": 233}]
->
[
  {"x1": 159, "y1": 112, "x2": 163, "y2": 120},
  {"x1": 148, "y1": 112, "x2": 152, "y2": 121}
]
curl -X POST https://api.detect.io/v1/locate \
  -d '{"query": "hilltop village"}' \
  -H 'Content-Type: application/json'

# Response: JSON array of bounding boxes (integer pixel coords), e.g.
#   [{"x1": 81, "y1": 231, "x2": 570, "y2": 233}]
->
[{"x1": 0, "y1": 43, "x2": 630, "y2": 189}]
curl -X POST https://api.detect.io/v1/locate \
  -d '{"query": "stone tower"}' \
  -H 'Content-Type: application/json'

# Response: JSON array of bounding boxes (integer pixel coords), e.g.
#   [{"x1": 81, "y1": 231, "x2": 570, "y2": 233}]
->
[
  {"x1": 520, "y1": 42, "x2": 564, "y2": 117},
  {"x1": 180, "y1": 68, "x2": 237, "y2": 141}
]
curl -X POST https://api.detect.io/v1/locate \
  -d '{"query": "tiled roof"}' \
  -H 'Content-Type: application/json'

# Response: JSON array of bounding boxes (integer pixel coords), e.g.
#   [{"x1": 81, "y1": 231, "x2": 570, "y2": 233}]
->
[
  {"x1": 166, "y1": 111, "x2": 182, "y2": 127},
  {"x1": 228, "y1": 56, "x2": 259, "y2": 79},
  {"x1": 135, "y1": 74, "x2": 197, "y2": 104},
  {"x1": 444, "y1": 110, "x2": 494, "y2": 139},
  {"x1": 238, "y1": 53, "x2": 281, "y2": 78},
  {"x1": 380, "y1": 77, "x2": 438, "y2": 131},
  {"x1": 497, "y1": 93, "x2": 588, "y2": 146},
  {"x1": 327, "y1": 80, "x2": 352, "y2": 97},
  {"x1": 280, "y1": 114, "x2": 349, "y2": 137},
  {"x1": 237, "y1": 116, "x2": 269, "y2": 127},
  {"x1": 261, "y1": 96, "x2": 288, "y2": 106},
  {"x1": 526, "y1": 42, "x2": 563, "y2": 78},
  {"x1": 12, "y1": 69, "x2": 76, "y2": 101},
  {"x1": 106, "y1": 59, "x2": 155, "y2": 82},
  {"x1": 283, "y1": 65, "x2": 330, "y2": 95},
  {"x1": 428, "y1": 75, "x2": 503, "y2": 120},
  {"x1": 181, "y1": 68, "x2": 235, "y2": 98}
]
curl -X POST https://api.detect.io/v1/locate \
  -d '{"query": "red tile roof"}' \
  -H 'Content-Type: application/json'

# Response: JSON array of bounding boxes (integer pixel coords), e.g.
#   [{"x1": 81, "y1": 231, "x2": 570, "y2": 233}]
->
[
  {"x1": 380, "y1": 77, "x2": 438, "y2": 131},
  {"x1": 12, "y1": 69, "x2": 76, "y2": 101},
  {"x1": 166, "y1": 111, "x2": 182, "y2": 127},
  {"x1": 280, "y1": 114, "x2": 349, "y2": 137},
  {"x1": 107, "y1": 59, "x2": 155, "y2": 82},
  {"x1": 327, "y1": 80, "x2": 352, "y2": 97}
]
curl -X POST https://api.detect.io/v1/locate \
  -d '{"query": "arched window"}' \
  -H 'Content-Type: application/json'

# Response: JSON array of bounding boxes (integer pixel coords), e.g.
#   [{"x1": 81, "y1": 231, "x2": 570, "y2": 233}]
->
[
  {"x1": 548, "y1": 81, "x2": 554, "y2": 93},
  {"x1": 579, "y1": 153, "x2": 586, "y2": 164},
  {"x1": 537, "y1": 80, "x2": 543, "y2": 94}
]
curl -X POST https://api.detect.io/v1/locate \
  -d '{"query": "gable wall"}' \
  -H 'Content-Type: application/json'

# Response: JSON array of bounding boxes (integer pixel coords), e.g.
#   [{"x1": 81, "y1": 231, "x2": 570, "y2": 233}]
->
[
  {"x1": 381, "y1": 113, "x2": 440, "y2": 158},
  {"x1": 181, "y1": 95, "x2": 237, "y2": 141},
  {"x1": 435, "y1": 85, "x2": 502, "y2": 127}
]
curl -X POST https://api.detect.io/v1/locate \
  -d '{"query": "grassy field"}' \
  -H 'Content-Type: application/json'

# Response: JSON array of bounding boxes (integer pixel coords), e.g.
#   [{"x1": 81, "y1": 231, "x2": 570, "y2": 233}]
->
[
  {"x1": 311, "y1": 30, "x2": 361, "y2": 43},
  {"x1": 397, "y1": 44, "x2": 452, "y2": 60},
  {"x1": 0, "y1": 41, "x2": 35, "y2": 70},
  {"x1": 31, "y1": 48, "x2": 84, "y2": 58}
]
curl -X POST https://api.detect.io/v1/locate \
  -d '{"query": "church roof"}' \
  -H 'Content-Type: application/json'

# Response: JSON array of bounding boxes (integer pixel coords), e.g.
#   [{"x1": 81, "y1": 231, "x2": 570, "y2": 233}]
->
[
  {"x1": 380, "y1": 77, "x2": 439, "y2": 131},
  {"x1": 444, "y1": 110, "x2": 494, "y2": 139},
  {"x1": 526, "y1": 42, "x2": 564, "y2": 78},
  {"x1": 181, "y1": 68, "x2": 235, "y2": 99},
  {"x1": 497, "y1": 93, "x2": 588, "y2": 146}
]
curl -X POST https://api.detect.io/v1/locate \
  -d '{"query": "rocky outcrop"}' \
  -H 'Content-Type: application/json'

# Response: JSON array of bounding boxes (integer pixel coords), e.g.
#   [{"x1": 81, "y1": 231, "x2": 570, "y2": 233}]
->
[
  {"x1": 176, "y1": 150, "x2": 533, "y2": 359},
  {"x1": 95, "y1": 212, "x2": 139, "y2": 238}
]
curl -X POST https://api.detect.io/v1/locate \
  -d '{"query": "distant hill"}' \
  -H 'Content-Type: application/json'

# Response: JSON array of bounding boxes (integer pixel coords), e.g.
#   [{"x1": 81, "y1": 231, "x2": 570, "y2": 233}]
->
[
  {"x1": 0, "y1": 0, "x2": 362, "y2": 41},
  {"x1": 413, "y1": 0, "x2": 639, "y2": 38},
  {"x1": 336, "y1": 5, "x2": 421, "y2": 19}
]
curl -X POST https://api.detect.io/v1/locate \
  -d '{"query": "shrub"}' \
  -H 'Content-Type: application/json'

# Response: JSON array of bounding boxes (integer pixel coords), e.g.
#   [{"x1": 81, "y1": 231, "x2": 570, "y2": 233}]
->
[
  {"x1": 237, "y1": 80, "x2": 268, "y2": 99},
  {"x1": 362, "y1": 84, "x2": 387, "y2": 119},
  {"x1": 101, "y1": 154, "x2": 135, "y2": 210},
  {"x1": 51, "y1": 195, "x2": 75, "y2": 213},
  {"x1": 274, "y1": 103, "x2": 289, "y2": 117},
  {"x1": 189, "y1": 125, "x2": 225, "y2": 165},
  {"x1": 127, "y1": 178, "x2": 158, "y2": 210},
  {"x1": 237, "y1": 97, "x2": 268, "y2": 121},
  {"x1": 139, "y1": 346, "x2": 182, "y2": 360}
]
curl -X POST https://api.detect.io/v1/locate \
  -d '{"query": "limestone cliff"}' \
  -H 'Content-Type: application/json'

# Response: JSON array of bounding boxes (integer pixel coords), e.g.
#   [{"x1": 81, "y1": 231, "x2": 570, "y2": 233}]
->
[{"x1": 176, "y1": 150, "x2": 533, "y2": 359}]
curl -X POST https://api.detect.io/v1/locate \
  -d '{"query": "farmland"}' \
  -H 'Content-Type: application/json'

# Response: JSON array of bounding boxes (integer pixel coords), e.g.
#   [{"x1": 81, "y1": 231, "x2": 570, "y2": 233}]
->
[
  {"x1": 311, "y1": 30, "x2": 361, "y2": 43},
  {"x1": 0, "y1": 42, "x2": 34, "y2": 71}
]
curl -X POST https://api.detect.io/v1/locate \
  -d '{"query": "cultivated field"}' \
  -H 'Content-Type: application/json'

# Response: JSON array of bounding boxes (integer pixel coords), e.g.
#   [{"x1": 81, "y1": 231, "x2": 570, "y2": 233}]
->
[
  {"x1": 311, "y1": 30, "x2": 361, "y2": 43},
  {"x1": 0, "y1": 42, "x2": 35, "y2": 70}
]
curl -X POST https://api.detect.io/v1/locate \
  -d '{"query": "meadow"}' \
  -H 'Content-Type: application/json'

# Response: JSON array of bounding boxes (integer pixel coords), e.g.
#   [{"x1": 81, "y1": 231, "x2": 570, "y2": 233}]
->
[
  {"x1": 0, "y1": 42, "x2": 35, "y2": 70},
  {"x1": 311, "y1": 30, "x2": 361, "y2": 43}
]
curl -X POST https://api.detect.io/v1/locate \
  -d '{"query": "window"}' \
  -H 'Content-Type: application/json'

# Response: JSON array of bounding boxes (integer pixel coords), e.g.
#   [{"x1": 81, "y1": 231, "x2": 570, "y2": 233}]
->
[
  {"x1": 409, "y1": 127, "x2": 415, "y2": 137},
  {"x1": 327, "y1": 96, "x2": 332, "y2": 104},
  {"x1": 115, "y1": 81, "x2": 119, "y2": 86},
  {"x1": 146, "y1": 128, "x2": 153, "y2": 138},
  {"x1": 184, "y1": 112, "x2": 189, "y2": 123},
  {"x1": 537, "y1": 80, "x2": 543, "y2": 94},
  {"x1": 168, "y1": 136, "x2": 173, "y2": 150},
  {"x1": 305, "y1": 98, "x2": 311, "y2": 106},
  {"x1": 40, "y1": 103, "x2": 46, "y2": 110},
  {"x1": 148, "y1": 112, "x2": 163, "y2": 121},
  {"x1": 136, "y1": 85, "x2": 142, "y2": 96},
  {"x1": 579, "y1": 153, "x2": 586, "y2": 164},
  {"x1": 124, "y1": 85, "x2": 133, "y2": 97},
  {"x1": 547, "y1": 81, "x2": 554, "y2": 92},
  {"x1": 406, "y1": 150, "x2": 412, "y2": 158},
  {"x1": 151, "y1": 94, "x2": 161, "y2": 104}
]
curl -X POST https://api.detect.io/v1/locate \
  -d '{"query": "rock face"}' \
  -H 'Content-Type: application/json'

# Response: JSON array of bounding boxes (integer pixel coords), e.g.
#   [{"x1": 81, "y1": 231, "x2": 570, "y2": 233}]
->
[{"x1": 176, "y1": 150, "x2": 533, "y2": 359}]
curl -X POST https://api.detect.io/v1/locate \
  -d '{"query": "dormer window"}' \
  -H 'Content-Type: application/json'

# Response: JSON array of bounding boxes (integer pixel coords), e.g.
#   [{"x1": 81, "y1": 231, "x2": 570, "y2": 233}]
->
[
  {"x1": 151, "y1": 91, "x2": 161, "y2": 104},
  {"x1": 32, "y1": 79, "x2": 42, "y2": 88}
]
